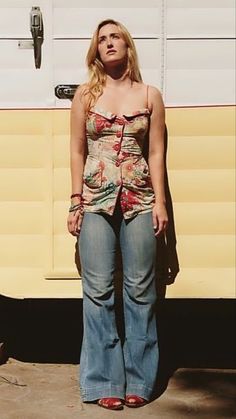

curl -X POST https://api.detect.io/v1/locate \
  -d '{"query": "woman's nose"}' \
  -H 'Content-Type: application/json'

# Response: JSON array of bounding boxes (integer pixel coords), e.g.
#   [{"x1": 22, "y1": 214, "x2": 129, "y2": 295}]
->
[{"x1": 107, "y1": 38, "x2": 113, "y2": 48}]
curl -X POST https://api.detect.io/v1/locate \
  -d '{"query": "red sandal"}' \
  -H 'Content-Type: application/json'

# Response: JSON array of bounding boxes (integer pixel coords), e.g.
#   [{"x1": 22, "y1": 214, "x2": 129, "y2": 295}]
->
[
  {"x1": 97, "y1": 397, "x2": 124, "y2": 410},
  {"x1": 125, "y1": 394, "x2": 147, "y2": 408}
]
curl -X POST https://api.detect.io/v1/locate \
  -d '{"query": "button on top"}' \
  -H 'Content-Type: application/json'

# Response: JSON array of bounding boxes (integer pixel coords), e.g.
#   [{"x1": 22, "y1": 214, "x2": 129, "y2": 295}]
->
[{"x1": 113, "y1": 143, "x2": 120, "y2": 151}]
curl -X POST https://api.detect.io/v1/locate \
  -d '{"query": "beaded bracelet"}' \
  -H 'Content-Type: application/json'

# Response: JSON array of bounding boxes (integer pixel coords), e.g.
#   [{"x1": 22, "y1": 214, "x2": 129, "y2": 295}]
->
[
  {"x1": 70, "y1": 193, "x2": 82, "y2": 199},
  {"x1": 69, "y1": 203, "x2": 84, "y2": 214}
]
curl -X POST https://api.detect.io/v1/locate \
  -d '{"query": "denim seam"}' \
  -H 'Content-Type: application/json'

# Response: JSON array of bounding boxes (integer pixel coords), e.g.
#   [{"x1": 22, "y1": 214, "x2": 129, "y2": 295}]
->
[
  {"x1": 80, "y1": 384, "x2": 124, "y2": 390},
  {"x1": 127, "y1": 383, "x2": 153, "y2": 391},
  {"x1": 80, "y1": 384, "x2": 125, "y2": 401}
]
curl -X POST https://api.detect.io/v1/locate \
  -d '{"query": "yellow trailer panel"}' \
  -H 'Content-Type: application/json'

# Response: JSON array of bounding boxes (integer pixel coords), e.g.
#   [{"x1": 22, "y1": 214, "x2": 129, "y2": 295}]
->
[{"x1": 0, "y1": 106, "x2": 235, "y2": 298}]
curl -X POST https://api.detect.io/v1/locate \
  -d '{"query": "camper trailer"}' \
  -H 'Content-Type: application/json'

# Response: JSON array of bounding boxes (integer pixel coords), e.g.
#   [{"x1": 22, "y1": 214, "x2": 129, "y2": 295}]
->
[{"x1": 0, "y1": 0, "x2": 235, "y2": 302}]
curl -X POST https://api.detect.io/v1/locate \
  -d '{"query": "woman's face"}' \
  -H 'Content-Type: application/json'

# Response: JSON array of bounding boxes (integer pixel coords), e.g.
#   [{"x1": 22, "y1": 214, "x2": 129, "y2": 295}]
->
[{"x1": 97, "y1": 23, "x2": 128, "y2": 66}]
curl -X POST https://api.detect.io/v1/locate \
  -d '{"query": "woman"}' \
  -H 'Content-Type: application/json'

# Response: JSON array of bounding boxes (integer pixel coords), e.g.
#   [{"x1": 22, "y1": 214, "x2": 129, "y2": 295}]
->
[{"x1": 67, "y1": 18, "x2": 168, "y2": 410}]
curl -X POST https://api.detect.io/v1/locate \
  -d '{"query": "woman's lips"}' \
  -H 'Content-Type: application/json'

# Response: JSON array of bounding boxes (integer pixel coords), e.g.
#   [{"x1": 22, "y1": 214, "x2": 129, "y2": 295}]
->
[{"x1": 107, "y1": 50, "x2": 116, "y2": 54}]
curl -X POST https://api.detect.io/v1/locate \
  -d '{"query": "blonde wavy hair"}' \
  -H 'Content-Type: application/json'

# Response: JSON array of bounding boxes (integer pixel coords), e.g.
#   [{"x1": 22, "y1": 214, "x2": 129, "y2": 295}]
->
[{"x1": 84, "y1": 19, "x2": 142, "y2": 110}]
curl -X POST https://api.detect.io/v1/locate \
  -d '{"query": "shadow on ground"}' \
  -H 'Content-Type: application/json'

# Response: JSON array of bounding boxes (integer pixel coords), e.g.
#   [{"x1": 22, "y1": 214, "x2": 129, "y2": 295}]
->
[{"x1": 0, "y1": 296, "x2": 235, "y2": 409}]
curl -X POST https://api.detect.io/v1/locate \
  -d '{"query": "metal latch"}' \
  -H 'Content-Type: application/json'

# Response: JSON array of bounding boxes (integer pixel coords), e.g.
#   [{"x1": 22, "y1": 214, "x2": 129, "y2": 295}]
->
[
  {"x1": 30, "y1": 6, "x2": 44, "y2": 69},
  {"x1": 55, "y1": 85, "x2": 79, "y2": 100}
]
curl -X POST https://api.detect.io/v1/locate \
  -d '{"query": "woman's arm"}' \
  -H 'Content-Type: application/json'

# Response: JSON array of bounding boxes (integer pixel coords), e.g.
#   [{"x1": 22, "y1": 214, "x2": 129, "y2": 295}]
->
[
  {"x1": 70, "y1": 85, "x2": 87, "y2": 201},
  {"x1": 148, "y1": 86, "x2": 168, "y2": 236},
  {"x1": 67, "y1": 85, "x2": 87, "y2": 236}
]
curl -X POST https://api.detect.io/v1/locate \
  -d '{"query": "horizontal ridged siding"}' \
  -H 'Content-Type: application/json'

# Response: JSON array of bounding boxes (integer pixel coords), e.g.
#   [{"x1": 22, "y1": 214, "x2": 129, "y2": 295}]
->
[{"x1": 0, "y1": 106, "x2": 235, "y2": 298}]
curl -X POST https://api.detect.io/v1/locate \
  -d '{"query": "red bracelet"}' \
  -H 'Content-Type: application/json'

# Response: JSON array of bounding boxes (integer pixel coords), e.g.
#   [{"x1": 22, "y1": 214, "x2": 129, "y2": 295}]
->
[{"x1": 70, "y1": 193, "x2": 82, "y2": 199}]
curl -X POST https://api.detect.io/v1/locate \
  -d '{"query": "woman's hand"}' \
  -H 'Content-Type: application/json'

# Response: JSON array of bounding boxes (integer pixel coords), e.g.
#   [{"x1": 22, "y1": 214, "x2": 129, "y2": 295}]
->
[
  {"x1": 67, "y1": 209, "x2": 84, "y2": 237},
  {"x1": 152, "y1": 202, "x2": 168, "y2": 237}
]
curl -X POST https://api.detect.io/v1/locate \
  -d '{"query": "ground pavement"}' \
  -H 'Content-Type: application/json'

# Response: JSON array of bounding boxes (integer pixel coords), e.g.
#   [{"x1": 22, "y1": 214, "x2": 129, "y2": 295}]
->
[{"x1": 0, "y1": 359, "x2": 235, "y2": 419}]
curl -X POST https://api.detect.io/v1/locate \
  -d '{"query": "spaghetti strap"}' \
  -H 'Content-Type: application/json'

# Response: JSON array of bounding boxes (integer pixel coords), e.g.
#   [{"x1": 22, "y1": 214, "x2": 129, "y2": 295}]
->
[{"x1": 146, "y1": 85, "x2": 149, "y2": 109}]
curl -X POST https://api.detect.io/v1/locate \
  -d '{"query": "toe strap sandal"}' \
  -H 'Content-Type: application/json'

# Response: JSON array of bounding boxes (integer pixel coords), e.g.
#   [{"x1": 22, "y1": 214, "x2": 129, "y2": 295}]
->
[
  {"x1": 125, "y1": 394, "x2": 147, "y2": 408},
  {"x1": 97, "y1": 397, "x2": 124, "y2": 410}
]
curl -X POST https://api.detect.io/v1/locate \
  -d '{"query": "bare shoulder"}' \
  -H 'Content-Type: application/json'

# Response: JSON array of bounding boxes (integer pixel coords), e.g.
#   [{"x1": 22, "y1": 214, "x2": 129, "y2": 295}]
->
[
  {"x1": 71, "y1": 83, "x2": 89, "y2": 110},
  {"x1": 146, "y1": 86, "x2": 164, "y2": 119},
  {"x1": 148, "y1": 85, "x2": 164, "y2": 106}
]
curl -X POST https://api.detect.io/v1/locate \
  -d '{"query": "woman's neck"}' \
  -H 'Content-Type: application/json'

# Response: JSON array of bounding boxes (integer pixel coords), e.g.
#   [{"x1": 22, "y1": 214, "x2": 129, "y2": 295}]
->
[
  {"x1": 103, "y1": 59, "x2": 130, "y2": 85},
  {"x1": 105, "y1": 75, "x2": 133, "y2": 89}
]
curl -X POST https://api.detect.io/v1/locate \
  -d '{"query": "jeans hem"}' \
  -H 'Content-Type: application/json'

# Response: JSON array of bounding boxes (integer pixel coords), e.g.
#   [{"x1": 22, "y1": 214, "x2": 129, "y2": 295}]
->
[
  {"x1": 126, "y1": 384, "x2": 154, "y2": 401},
  {"x1": 80, "y1": 385, "x2": 125, "y2": 402}
]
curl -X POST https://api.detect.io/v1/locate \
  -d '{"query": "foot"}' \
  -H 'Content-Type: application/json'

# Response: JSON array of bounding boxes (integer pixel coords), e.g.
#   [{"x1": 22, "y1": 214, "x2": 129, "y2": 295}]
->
[
  {"x1": 125, "y1": 394, "x2": 147, "y2": 408},
  {"x1": 98, "y1": 397, "x2": 124, "y2": 410}
]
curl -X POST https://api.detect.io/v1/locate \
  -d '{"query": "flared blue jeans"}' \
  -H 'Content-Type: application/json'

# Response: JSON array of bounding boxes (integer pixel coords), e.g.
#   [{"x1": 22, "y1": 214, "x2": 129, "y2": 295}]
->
[{"x1": 78, "y1": 205, "x2": 158, "y2": 401}]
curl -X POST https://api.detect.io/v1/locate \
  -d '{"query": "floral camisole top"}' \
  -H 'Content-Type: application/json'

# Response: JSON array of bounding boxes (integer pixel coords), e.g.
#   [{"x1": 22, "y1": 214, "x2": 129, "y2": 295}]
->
[{"x1": 82, "y1": 105, "x2": 155, "y2": 219}]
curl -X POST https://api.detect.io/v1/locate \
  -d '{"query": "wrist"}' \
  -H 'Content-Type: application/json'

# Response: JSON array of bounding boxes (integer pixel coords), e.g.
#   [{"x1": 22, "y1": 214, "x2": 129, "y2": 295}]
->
[
  {"x1": 71, "y1": 197, "x2": 82, "y2": 205},
  {"x1": 69, "y1": 201, "x2": 84, "y2": 213},
  {"x1": 70, "y1": 192, "x2": 83, "y2": 205},
  {"x1": 154, "y1": 200, "x2": 166, "y2": 206}
]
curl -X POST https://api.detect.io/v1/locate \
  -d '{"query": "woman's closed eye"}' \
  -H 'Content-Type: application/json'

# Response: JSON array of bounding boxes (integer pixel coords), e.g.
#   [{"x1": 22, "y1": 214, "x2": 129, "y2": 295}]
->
[
  {"x1": 111, "y1": 33, "x2": 120, "y2": 39},
  {"x1": 98, "y1": 36, "x2": 106, "y2": 44}
]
